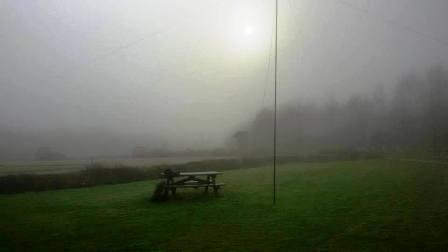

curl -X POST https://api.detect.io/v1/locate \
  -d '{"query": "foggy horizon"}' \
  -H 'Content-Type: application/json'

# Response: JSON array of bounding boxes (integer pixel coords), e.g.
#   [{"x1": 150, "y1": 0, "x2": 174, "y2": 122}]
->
[{"x1": 1, "y1": 0, "x2": 448, "y2": 159}]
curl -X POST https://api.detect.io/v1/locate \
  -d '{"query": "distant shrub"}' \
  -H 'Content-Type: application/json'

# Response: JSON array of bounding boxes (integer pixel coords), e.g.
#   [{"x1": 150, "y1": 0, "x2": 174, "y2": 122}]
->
[{"x1": 34, "y1": 147, "x2": 67, "y2": 161}]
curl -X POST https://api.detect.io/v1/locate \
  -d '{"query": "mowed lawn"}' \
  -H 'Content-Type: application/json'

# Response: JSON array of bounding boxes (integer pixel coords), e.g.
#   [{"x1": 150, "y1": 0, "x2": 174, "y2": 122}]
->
[{"x1": 1, "y1": 160, "x2": 448, "y2": 251}]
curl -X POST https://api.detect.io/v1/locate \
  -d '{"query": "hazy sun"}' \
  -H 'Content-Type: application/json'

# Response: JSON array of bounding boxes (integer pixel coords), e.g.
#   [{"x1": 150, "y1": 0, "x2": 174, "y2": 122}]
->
[
  {"x1": 244, "y1": 24, "x2": 254, "y2": 36},
  {"x1": 224, "y1": 4, "x2": 271, "y2": 60}
]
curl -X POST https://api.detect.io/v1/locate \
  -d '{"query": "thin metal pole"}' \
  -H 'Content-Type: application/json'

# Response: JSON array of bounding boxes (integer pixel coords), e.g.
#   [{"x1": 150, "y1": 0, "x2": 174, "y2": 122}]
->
[{"x1": 273, "y1": 0, "x2": 278, "y2": 205}]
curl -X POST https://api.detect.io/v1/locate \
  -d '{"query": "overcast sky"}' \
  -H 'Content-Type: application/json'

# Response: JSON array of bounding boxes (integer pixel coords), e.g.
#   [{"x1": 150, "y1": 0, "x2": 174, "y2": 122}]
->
[{"x1": 1, "y1": 0, "x2": 448, "y2": 149}]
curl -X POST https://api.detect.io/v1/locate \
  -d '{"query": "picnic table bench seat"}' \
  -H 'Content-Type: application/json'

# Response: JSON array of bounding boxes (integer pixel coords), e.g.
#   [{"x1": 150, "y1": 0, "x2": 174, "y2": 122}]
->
[{"x1": 166, "y1": 182, "x2": 225, "y2": 188}]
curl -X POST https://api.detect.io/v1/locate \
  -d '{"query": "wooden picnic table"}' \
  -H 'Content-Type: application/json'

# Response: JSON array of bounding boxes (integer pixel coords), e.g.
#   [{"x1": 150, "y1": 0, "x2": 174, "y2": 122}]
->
[{"x1": 159, "y1": 170, "x2": 224, "y2": 198}]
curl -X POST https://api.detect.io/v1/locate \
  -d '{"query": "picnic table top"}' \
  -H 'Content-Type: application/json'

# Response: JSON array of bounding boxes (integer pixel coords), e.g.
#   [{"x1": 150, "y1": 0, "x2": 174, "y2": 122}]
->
[
  {"x1": 178, "y1": 171, "x2": 222, "y2": 176},
  {"x1": 160, "y1": 170, "x2": 223, "y2": 178}
]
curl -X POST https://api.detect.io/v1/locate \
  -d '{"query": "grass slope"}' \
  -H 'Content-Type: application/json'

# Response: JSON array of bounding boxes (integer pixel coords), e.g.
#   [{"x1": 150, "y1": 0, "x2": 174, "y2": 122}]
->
[{"x1": 1, "y1": 160, "x2": 448, "y2": 251}]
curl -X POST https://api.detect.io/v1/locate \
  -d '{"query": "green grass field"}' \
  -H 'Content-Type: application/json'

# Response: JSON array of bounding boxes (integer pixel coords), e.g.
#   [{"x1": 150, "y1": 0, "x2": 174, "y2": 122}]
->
[{"x1": 1, "y1": 159, "x2": 448, "y2": 251}]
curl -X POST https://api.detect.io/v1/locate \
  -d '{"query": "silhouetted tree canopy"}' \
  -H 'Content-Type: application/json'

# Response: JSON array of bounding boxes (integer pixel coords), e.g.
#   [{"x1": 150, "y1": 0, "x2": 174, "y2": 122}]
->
[{"x1": 239, "y1": 64, "x2": 448, "y2": 157}]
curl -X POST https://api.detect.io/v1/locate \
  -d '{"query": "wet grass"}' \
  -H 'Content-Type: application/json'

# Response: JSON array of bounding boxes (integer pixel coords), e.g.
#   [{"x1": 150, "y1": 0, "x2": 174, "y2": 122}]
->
[{"x1": 1, "y1": 159, "x2": 448, "y2": 251}]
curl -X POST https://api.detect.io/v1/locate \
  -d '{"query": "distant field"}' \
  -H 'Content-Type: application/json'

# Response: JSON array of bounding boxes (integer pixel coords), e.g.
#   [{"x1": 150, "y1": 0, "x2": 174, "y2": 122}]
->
[
  {"x1": 0, "y1": 156, "x2": 232, "y2": 176},
  {"x1": 1, "y1": 159, "x2": 448, "y2": 251}
]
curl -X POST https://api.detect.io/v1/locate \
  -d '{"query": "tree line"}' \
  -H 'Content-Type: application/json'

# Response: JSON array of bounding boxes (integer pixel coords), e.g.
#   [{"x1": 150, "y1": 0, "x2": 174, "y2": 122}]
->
[{"x1": 238, "y1": 64, "x2": 448, "y2": 158}]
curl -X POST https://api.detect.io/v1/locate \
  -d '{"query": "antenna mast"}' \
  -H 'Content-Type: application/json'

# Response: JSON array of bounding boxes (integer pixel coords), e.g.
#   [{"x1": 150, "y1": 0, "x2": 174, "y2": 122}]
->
[{"x1": 273, "y1": 0, "x2": 278, "y2": 205}]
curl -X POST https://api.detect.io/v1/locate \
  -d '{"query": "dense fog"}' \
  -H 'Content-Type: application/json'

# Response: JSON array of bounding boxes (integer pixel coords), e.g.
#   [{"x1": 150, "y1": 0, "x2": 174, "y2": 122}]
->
[
  {"x1": 1, "y1": 0, "x2": 448, "y2": 160},
  {"x1": 243, "y1": 65, "x2": 448, "y2": 156}
]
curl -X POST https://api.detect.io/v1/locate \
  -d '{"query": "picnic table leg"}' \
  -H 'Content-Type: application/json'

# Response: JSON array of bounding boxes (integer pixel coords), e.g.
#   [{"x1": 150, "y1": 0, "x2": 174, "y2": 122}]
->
[
  {"x1": 165, "y1": 177, "x2": 174, "y2": 198},
  {"x1": 204, "y1": 175, "x2": 210, "y2": 193},
  {"x1": 211, "y1": 175, "x2": 219, "y2": 194}
]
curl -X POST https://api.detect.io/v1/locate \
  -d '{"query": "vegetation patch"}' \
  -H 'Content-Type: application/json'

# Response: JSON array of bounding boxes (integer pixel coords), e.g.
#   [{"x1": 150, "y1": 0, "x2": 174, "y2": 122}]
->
[{"x1": 0, "y1": 152, "x2": 382, "y2": 194}]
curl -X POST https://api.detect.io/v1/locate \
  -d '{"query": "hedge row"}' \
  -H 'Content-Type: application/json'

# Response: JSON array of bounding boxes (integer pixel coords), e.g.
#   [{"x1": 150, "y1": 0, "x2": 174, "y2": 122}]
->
[{"x1": 0, "y1": 152, "x2": 382, "y2": 194}]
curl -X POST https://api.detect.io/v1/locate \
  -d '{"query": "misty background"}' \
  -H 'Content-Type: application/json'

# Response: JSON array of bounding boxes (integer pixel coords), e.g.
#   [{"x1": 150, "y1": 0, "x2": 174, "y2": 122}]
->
[{"x1": 1, "y1": 0, "x2": 448, "y2": 161}]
